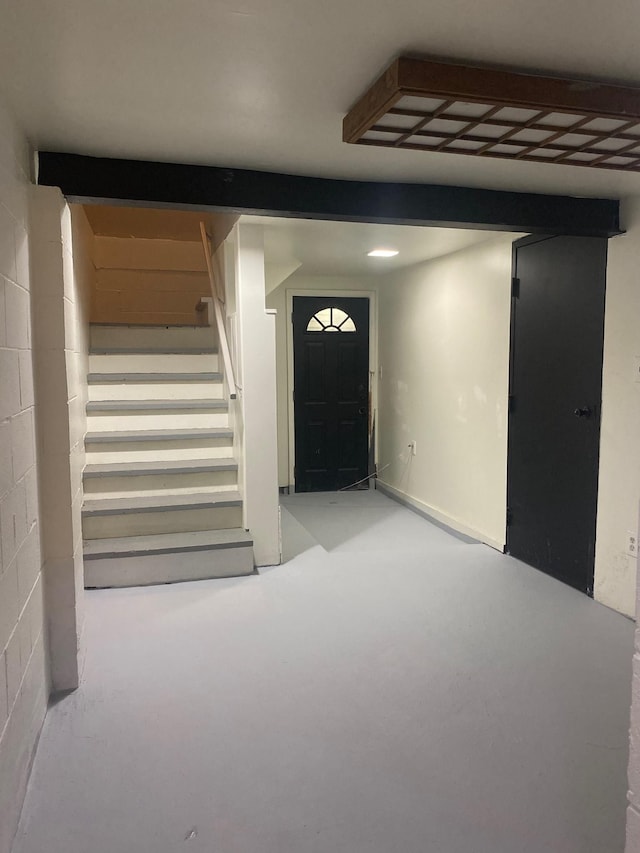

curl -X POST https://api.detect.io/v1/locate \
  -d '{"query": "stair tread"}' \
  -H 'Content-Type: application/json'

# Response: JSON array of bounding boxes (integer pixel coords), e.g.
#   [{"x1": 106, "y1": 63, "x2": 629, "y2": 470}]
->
[
  {"x1": 90, "y1": 323, "x2": 211, "y2": 329},
  {"x1": 90, "y1": 348, "x2": 218, "y2": 355},
  {"x1": 85, "y1": 428, "x2": 233, "y2": 443},
  {"x1": 88, "y1": 372, "x2": 221, "y2": 383},
  {"x1": 84, "y1": 527, "x2": 253, "y2": 559},
  {"x1": 84, "y1": 458, "x2": 238, "y2": 477},
  {"x1": 82, "y1": 489, "x2": 242, "y2": 515},
  {"x1": 86, "y1": 399, "x2": 228, "y2": 411}
]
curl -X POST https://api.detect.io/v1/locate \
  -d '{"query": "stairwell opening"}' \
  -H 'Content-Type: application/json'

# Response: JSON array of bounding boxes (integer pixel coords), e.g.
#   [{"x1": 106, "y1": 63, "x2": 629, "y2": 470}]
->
[{"x1": 73, "y1": 204, "x2": 255, "y2": 587}]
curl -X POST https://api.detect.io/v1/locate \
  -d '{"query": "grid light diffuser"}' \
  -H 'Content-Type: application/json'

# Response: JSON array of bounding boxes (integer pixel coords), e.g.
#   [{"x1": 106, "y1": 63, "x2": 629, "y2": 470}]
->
[{"x1": 343, "y1": 58, "x2": 640, "y2": 172}]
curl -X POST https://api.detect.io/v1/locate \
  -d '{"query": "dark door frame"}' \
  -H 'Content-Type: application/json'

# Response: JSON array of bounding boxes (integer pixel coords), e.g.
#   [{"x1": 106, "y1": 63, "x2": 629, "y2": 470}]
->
[
  {"x1": 506, "y1": 234, "x2": 607, "y2": 595},
  {"x1": 292, "y1": 294, "x2": 372, "y2": 493},
  {"x1": 286, "y1": 288, "x2": 377, "y2": 490}
]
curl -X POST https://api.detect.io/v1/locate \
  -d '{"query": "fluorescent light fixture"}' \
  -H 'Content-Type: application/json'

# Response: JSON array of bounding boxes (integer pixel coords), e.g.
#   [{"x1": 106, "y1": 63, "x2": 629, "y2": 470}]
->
[{"x1": 368, "y1": 248, "x2": 399, "y2": 257}]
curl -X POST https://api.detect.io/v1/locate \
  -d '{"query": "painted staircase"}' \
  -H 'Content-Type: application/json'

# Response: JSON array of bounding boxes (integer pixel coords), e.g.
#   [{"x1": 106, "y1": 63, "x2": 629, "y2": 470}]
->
[{"x1": 82, "y1": 323, "x2": 253, "y2": 587}]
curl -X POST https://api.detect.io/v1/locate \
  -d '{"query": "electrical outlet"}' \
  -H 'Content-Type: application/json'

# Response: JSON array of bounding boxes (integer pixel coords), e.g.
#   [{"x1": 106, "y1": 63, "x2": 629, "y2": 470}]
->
[
  {"x1": 627, "y1": 531, "x2": 638, "y2": 559},
  {"x1": 409, "y1": 440, "x2": 417, "y2": 456}
]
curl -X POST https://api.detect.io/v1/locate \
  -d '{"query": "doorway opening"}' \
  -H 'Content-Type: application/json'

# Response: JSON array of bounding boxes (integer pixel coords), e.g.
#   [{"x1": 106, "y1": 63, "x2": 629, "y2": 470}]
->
[
  {"x1": 293, "y1": 295, "x2": 370, "y2": 492},
  {"x1": 256, "y1": 214, "x2": 608, "y2": 596},
  {"x1": 507, "y1": 235, "x2": 607, "y2": 594},
  {"x1": 42, "y1": 149, "x2": 616, "y2": 598},
  {"x1": 257, "y1": 215, "x2": 520, "y2": 549}
]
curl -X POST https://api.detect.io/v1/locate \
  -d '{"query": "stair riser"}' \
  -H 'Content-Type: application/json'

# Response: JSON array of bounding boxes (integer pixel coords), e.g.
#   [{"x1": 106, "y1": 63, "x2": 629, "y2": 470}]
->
[
  {"x1": 90, "y1": 325, "x2": 215, "y2": 351},
  {"x1": 89, "y1": 353, "x2": 219, "y2": 373},
  {"x1": 87, "y1": 412, "x2": 229, "y2": 430},
  {"x1": 85, "y1": 546, "x2": 254, "y2": 587},
  {"x1": 85, "y1": 441, "x2": 234, "y2": 463},
  {"x1": 88, "y1": 382, "x2": 224, "y2": 402},
  {"x1": 83, "y1": 324, "x2": 253, "y2": 586},
  {"x1": 83, "y1": 469, "x2": 237, "y2": 493},
  {"x1": 83, "y1": 505, "x2": 243, "y2": 539}
]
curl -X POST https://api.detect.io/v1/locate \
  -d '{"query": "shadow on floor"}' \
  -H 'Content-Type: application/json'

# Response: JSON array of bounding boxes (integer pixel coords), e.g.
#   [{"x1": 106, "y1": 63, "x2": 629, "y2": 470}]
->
[{"x1": 281, "y1": 488, "x2": 478, "y2": 554}]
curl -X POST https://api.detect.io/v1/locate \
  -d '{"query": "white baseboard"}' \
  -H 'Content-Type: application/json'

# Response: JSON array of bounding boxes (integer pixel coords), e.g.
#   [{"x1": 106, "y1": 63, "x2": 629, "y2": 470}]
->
[{"x1": 375, "y1": 479, "x2": 505, "y2": 553}]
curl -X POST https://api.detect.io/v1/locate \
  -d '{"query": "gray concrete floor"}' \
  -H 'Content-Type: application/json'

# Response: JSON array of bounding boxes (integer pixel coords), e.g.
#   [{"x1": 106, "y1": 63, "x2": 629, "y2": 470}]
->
[{"x1": 13, "y1": 490, "x2": 635, "y2": 853}]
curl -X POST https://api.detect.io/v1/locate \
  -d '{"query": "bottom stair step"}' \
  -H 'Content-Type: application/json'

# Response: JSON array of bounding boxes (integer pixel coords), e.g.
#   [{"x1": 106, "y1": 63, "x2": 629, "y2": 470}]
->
[{"x1": 84, "y1": 528, "x2": 254, "y2": 587}]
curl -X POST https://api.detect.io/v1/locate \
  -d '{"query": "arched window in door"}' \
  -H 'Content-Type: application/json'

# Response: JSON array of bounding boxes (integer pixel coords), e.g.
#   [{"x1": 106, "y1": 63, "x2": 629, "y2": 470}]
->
[{"x1": 306, "y1": 307, "x2": 356, "y2": 332}]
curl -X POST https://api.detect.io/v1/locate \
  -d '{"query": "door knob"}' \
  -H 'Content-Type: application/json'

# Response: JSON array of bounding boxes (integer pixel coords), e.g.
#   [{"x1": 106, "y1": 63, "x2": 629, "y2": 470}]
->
[
  {"x1": 574, "y1": 407, "x2": 592, "y2": 419},
  {"x1": 358, "y1": 406, "x2": 367, "y2": 415}
]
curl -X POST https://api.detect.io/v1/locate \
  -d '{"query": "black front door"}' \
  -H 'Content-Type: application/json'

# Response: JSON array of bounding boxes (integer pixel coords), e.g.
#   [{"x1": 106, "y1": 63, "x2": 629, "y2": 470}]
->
[
  {"x1": 293, "y1": 296, "x2": 369, "y2": 492},
  {"x1": 507, "y1": 235, "x2": 607, "y2": 594}
]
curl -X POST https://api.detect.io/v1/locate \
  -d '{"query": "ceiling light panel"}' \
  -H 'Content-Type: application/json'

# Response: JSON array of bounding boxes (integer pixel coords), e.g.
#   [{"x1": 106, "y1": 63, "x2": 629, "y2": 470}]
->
[
  {"x1": 368, "y1": 248, "x2": 399, "y2": 257},
  {"x1": 343, "y1": 57, "x2": 640, "y2": 172}
]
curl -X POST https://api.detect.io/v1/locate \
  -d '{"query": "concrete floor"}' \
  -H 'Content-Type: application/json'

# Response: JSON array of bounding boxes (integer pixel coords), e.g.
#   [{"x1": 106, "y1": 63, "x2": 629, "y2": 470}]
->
[{"x1": 12, "y1": 490, "x2": 635, "y2": 853}]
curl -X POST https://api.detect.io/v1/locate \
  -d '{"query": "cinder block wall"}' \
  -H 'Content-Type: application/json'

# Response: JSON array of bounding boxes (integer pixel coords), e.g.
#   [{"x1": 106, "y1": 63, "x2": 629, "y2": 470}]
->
[
  {"x1": 0, "y1": 102, "x2": 48, "y2": 853},
  {"x1": 91, "y1": 235, "x2": 210, "y2": 325},
  {"x1": 30, "y1": 191, "x2": 93, "y2": 693}
]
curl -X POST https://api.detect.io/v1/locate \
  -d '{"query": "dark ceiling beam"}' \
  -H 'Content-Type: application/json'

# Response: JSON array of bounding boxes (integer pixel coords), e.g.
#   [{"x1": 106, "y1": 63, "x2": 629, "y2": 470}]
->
[{"x1": 37, "y1": 152, "x2": 621, "y2": 237}]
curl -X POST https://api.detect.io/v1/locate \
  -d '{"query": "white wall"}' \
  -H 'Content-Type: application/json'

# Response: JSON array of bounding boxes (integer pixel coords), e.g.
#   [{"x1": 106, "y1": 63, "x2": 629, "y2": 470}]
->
[
  {"x1": 221, "y1": 235, "x2": 245, "y2": 509},
  {"x1": 234, "y1": 224, "x2": 280, "y2": 565},
  {"x1": 594, "y1": 199, "x2": 640, "y2": 618},
  {"x1": 30, "y1": 189, "x2": 91, "y2": 692},
  {"x1": 615, "y1": 202, "x2": 640, "y2": 852},
  {"x1": 66, "y1": 205, "x2": 92, "y2": 667},
  {"x1": 625, "y1": 499, "x2": 640, "y2": 853},
  {"x1": 376, "y1": 237, "x2": 514, "y2": 549},
  {"x1": 267, "y1": 273, "x2": 376, "y2": 488},
  {"x1": 0, "y1": 101, "x2": 48, "y2": 853},
  {"x1": 627, "y1": 568, "x2": 640, "y2": 852},
  {"x1": 265, "y1": 284, "x2": 288, "y2": 487}
]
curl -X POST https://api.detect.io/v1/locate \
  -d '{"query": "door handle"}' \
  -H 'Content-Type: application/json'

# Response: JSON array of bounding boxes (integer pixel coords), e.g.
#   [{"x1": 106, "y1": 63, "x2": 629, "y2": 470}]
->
[
  {"x1": 358, "y1": 406, "x2": 367, "y2": 415},
  {"x1": 574, "y1": 407, "x2": 592, "y2": 419}
]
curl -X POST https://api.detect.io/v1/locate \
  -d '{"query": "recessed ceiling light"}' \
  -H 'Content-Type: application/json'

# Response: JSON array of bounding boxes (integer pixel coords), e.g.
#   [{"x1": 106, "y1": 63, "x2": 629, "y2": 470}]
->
[{"x1": 368, "y1": 248, "x2": 399, "y2": 258}]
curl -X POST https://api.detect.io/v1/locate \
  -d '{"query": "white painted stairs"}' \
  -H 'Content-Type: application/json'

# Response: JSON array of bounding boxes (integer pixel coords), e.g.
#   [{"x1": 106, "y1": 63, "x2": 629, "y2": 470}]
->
[{"x1": 82, "y1": 324, "x2": 253, "y2": 587}]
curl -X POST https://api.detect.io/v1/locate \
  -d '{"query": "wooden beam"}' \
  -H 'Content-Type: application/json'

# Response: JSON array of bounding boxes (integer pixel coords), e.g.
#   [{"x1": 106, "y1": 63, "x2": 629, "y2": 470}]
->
[
  {"x1": 343, "y1": 60, "x2": 402, "y2": 143},
  {"x1": 343, "y1": 57, "x2": 640, "y2": 173},
  {"x1": 37, "y1": 152, "x2": 622, "y2": 237},
  {"x1": 393, "y1": 57, "x2": 640, "y2": 121}
]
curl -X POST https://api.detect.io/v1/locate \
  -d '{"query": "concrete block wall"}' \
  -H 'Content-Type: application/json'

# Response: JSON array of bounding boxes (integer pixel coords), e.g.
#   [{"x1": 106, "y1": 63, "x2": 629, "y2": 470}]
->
[
  {"x1": 30, "y1": 189, "x2": 91, "y2": 692},
  {"x1": 0, "y1": 101, "x2": 48, "y2": 853}
]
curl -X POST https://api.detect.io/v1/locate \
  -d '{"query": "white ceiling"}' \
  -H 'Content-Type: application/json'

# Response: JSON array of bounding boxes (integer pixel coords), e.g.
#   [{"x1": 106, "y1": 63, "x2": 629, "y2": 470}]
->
[
  {"x1": 243, "y1": 215, "x2": 504, "y2": 278},
  {"x1": 2, "y1": 0, "x2": 640, "y2": 199}
]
